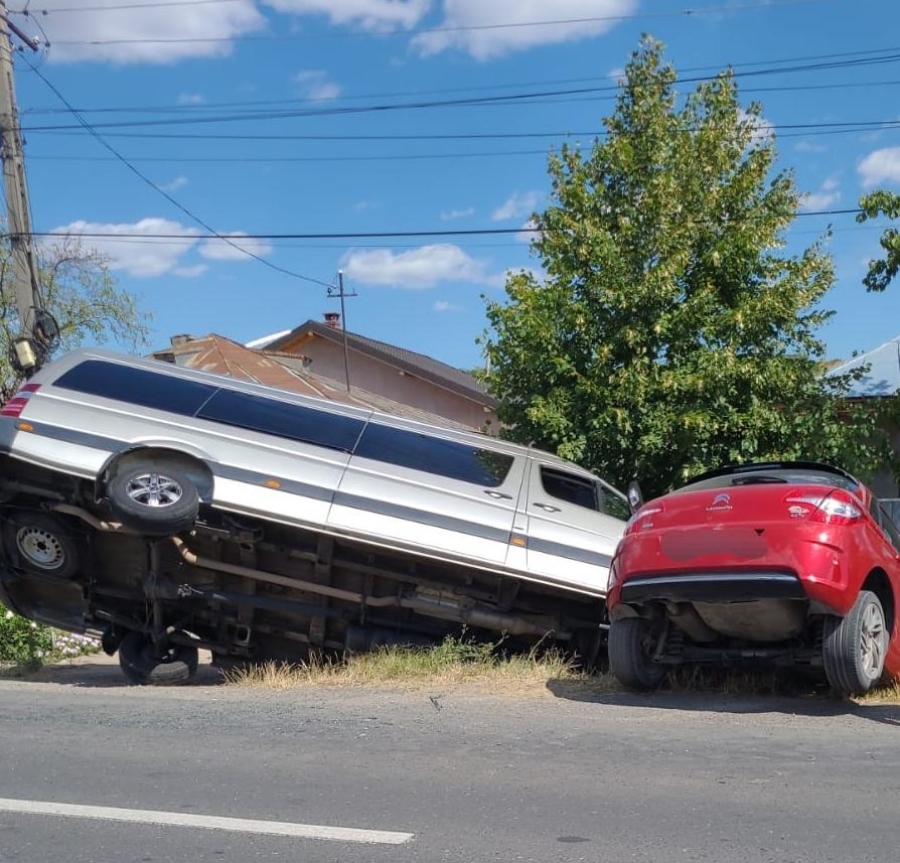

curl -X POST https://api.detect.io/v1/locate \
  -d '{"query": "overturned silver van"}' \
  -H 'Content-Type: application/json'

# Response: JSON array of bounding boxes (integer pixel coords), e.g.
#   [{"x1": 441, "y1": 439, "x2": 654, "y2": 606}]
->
[{"x1": 0, "y1": 349, "x2": 627, "y2": 683}]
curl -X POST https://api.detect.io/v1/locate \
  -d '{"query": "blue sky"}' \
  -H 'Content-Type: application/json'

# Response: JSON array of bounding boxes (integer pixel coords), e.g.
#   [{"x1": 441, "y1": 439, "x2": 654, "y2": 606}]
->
[{"x1": 7, "y1": 0, "x2": 900, "y2": 370}]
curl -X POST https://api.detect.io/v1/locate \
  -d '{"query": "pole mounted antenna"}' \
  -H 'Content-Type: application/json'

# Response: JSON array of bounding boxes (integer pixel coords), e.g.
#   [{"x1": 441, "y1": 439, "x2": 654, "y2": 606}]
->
[{"x1": 327, "y1": 270, "x2": 357, "y2": 393}]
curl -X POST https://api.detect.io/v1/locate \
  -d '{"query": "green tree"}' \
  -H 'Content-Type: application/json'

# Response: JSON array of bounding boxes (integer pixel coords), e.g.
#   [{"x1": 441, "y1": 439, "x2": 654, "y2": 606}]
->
[
  {"x1": 482, "y1": 38, "x2": 887, "y2": 498},
  {"x1": 0, "y1": 231, "x2": 150, "y2": 401},
  {"x1": 857, "y1": 190, "x2": 900, "y2": 292}
]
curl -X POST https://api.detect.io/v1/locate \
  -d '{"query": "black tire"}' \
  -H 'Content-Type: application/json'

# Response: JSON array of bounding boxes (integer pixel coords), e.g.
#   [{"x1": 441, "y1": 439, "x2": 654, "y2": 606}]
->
[
  {"x1": 118, "y1": 632, "x2": 199, "y2": 686},
  {"x1": 1, "y1": 513, "x2": 80, "y2": 579},
  {"x1": 823, "y1": 590, "x2": 889, "y2": 696},
  {"x1": 107, "y1": 461, "x2": 199, "y2": 536},
  {"x1": 608, "y1": 617, "x2": 667, "y2": 692}
]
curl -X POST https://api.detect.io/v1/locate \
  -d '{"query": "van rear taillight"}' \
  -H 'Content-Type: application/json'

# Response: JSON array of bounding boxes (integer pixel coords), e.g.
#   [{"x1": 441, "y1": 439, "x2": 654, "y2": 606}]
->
[{"x1": 1, "y1": 383, "x2": 41, "y2": 418}]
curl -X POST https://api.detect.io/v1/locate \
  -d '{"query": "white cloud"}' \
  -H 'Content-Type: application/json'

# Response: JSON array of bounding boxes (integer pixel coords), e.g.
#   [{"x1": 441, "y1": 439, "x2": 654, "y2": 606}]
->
[
  {"x1": 160, "y1": 176, "x2": 188, "y2": 192},
  {"x1": 858, "y1": 147, "x2": 900, "y2": 188},
  {"x1": 440, "y1": 207, "x2": 475, "y2": 221},
  {"x1": 795, "y1": 140, "x2": 827, "y2": 154},
  {"x1": 800, "y1": 177, "x2": 841, "y2": 211},
  {"x1": 492, "y1": 191, "x2": 541, "y2": 222},
  {"x1": 173, "y1": 264, "x2": 209, "y2": 278},
  {"x1": 413, "y1": 0, "x2": 637, "y2": 60},
  {"x1": 434, "y1": 300, "x2": 461, "y2": 312},
  {"x1": 293, "y1": 70, "x2": 342, "y2": 101},
  {"x1": 265, "y1": 0, "x2": 431, "y2": 30},
  {"x1": 737, "y1": 109, "x2": 774, "y2": 147},
  {"x1": 516, "y1": 217, "x2": 541, "y2": 243},
  {"x1": 199, "y1": 233, "x2": 275, "y2": 261},
  {"x1": 607, "y1": 66, "x2": 625, "y2": 82},
  {"x1": 177, "y1": 93, "x2": 206, "y2": 106},
  {"x1": 354, "y1": 200, "x2": 374, "y2": 212},
  {"x1": 33, "y1": 0, "x2": 266, "y2": 64},
  {"x1": 341, "y1": 244, "x2": 497, "y2": 289},
  {"x1": 49, "y1": 218, "x2": 200, "y2": 277}
]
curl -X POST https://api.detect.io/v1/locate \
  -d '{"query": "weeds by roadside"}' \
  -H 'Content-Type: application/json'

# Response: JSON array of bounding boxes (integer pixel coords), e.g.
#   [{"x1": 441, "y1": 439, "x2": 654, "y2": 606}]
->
[
  {"x1": 223, "y1": 634, "x2": 612, "y2": 694},
  {"x1": 222, "y1": 634, "x2": 900, "y2": 703}
]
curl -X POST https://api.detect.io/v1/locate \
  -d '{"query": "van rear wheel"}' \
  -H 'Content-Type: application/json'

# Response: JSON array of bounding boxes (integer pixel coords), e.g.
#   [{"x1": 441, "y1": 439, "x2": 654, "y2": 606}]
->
[{"x1": 107, "y1": 461, "x2": 199, "y2": 536}]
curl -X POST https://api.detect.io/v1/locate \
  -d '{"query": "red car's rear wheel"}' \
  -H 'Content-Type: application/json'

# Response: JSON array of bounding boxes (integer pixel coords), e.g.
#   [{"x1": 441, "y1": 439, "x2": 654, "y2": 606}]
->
[
  {"x1": 823, "y1": 590, "x2": 889, "y2": 696},
  {"x1": 608, "y1": 617, "x2": 667, "y2": 692}
]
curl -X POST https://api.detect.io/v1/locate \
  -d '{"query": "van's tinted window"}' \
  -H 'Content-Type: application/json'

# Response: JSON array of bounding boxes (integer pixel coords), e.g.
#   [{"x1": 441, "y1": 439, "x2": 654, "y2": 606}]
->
[
  {"x1": 197, "y1": 389, "x2": 364, "y2": 452},
  {"x1": 541, "y1": 467, "x2": 599, "y2": 511},
  {"x1": 54, "y1": 360, "x2": 217, "y2": 416},
  {"x1": 356, "y1": 424, "x2": 513, "y2": 487}
]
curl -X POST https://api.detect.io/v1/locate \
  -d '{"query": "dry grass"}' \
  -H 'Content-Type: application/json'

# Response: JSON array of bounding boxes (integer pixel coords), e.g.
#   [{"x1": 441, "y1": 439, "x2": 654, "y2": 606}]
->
[
  {"x1": 221, "y1": 635, "x2": 900, "y2": 703},
  {"x1": 222, "y1": 635, "x2": 609, "y2": 695},
  {"x1": 854, "y1": 679, "x2": 900, "y2": 705}
]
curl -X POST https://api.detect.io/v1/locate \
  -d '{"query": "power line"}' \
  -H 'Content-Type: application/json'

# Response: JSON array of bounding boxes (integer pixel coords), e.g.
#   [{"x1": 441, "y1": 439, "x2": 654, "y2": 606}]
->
[
  {"x1": 13, "y1": 0, "x2": 245, "y2": 11},
  {"x1": 19, "y1": 53, "x2": 900, "y2": 134},
  {"x1": 17, "y1": 211, "x2": 869, "y2": 243},
  {"x1": 21, "y1": 57, "x2": 333, "y2": 288},
  {"x1": 20, "y1": 119, "x2": 900, "y2": 162},
  {"x1": 20, "y1": 76, "x2": 900, "y2": 121},
  {"x1": 19, "y1": 44, "x2": 900, "y2": 118},
  {"x1": 17, "y1": 0, "x2": 830, "y2": 45}
]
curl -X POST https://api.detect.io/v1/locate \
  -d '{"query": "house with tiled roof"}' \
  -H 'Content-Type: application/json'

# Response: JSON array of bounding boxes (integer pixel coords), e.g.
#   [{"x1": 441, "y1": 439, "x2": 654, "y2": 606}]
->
[
  {"x1": 253, "y1": 314, "x2": 499, "y2": 431},
  {"x1": 152, "y1": 317, "x2": 497, "y2": 432}
]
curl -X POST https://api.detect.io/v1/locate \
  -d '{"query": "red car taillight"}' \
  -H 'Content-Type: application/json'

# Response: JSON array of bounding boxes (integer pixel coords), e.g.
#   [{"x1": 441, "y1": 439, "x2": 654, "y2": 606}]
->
[
  {"x1": 784, "y1": 488, "x2": 862, "y2": 526},
  {"x1": 625, "y1": 502, "x2": 665, "y2": 535},
  {"x1": 0, "y1": 383, "x2": 41, "y2": 418}
]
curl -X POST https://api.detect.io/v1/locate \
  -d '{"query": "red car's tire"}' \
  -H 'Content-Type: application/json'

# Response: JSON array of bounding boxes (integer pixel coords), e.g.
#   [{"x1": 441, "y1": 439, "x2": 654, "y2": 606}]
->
[
  {"x1": 608, "y1": 617, "x2": 667, "y2": 692},
  {"x1": 823, "y1": 590, "x2": 889, "y2": 696}
]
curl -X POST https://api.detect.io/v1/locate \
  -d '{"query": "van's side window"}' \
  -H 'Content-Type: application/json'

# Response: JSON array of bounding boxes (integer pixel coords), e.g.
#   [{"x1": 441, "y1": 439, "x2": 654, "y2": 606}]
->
[
  {"x1": 54, "y1": 360, "x2": 217, "y2": 416},
  {"x1": 197, "y1": 389, "x2": 365, "y2": 452},
  {"x1": 540, "y1": 467, "x2": 600, "y2": 511},
  {"x1": 355, "y1": 424, "x2": 513, "y2": 487}
]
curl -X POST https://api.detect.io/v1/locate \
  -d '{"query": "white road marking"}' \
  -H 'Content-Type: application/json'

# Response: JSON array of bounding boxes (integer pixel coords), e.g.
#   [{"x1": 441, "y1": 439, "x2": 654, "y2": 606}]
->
[{"x1": 0, "y1": 798, "x2": 413, "y2": 845}]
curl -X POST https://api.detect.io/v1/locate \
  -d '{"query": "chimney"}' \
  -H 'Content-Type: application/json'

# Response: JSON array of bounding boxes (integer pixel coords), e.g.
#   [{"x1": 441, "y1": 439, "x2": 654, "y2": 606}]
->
[
  {"x1": 170, "y1": 334, "x2": 193, "y2": 347},
  {"x1": 323, "y1": 312, "x2": 341, "y2": 330}
]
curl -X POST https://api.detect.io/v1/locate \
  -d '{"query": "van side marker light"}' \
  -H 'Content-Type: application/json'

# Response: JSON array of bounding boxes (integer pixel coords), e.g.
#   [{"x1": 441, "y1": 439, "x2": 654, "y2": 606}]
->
[{"x1": 264, "y1": 479, "x2": 282, "y2": 489}]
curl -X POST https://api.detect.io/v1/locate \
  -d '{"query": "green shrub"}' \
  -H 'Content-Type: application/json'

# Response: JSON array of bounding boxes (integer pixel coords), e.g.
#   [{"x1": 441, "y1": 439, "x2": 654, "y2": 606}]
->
[{"x1": 0, "y1": 609, "x2": 53, "y2": 670}]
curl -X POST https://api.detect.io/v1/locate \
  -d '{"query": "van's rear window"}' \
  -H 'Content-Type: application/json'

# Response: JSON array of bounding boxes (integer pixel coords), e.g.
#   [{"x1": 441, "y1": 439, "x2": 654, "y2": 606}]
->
[{"x1": 54, "y1": 360, "x2": 217, "y2": 416}]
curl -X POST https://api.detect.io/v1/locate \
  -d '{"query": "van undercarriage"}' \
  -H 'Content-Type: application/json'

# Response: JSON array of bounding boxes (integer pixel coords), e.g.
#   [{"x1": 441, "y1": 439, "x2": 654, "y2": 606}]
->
[{"x1": 0, "y1": 460, "x2": 607, "y2": 683}]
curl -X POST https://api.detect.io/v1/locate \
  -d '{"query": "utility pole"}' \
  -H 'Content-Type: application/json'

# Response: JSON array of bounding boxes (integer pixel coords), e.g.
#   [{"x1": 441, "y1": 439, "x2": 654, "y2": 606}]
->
[
  {"x1": 327, "y1": 270, "x2": 356, "y2": 392},
  {"x1": 0, "y1": 1, "x2": 56, "y2": 375}
]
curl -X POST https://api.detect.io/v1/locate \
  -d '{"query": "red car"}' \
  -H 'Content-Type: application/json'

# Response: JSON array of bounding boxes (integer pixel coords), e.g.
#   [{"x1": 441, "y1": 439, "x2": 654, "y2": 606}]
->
[{"x1": 606, "y1": 462, "x2": 900, "y2": 696}]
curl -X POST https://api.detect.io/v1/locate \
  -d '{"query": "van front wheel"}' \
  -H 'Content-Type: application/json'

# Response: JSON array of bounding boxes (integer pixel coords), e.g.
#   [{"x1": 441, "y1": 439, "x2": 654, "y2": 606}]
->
[
  {"x1": 107, "y1": 461, "x2": 199, "y2": 536},
  {"x1": 118, "y1": 632, "x2": 199, "y2": 686}
]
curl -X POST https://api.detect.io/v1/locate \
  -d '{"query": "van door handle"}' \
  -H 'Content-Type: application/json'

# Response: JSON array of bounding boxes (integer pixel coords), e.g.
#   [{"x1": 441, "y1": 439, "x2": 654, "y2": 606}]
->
[
  {"x1": 484, "y1": 490, "x2": 513, "y2": 500},
  {"x1": 534, "y1": 502, "x2": 561, "y2": 513}
]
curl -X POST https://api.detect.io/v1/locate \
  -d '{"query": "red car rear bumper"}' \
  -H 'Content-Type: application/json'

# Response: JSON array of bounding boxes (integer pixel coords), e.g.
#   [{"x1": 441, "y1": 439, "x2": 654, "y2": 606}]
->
[{"x1": 608, "y1": 525, "x2": 859, "y2": 618}]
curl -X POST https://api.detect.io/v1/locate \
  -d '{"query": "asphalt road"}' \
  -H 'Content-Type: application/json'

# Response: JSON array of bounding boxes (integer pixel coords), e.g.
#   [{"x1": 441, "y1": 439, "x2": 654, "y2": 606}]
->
[{"x1": 1, "y1": 659, "x2": 899, "y2": 863}]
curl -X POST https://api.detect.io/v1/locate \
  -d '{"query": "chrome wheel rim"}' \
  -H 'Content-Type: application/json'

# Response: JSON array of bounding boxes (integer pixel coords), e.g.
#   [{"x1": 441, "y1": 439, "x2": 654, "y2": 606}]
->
[
  {"x1": 16, "y1": 526, "x2": 65, "y2": 570},
  {"x1": 125, "y1": 473, "x2": 183, "y2": 509},
  {"x1": 860, "y1": 601, "x2": 888, "y2": 681}
]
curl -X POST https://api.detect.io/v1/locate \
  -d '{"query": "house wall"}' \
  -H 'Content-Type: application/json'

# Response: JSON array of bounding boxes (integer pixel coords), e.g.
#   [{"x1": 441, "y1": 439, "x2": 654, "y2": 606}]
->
[{"x1": 287, "y1": 336, "x2": 499, "y2": 431}]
